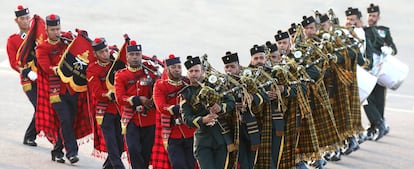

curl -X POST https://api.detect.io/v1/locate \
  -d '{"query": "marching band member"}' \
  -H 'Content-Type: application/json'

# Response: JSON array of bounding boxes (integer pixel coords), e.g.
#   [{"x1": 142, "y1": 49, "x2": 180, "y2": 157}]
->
[
  {"x1": 363, "y1": 3, "x2": 396, "y2": 141},
  {"x1": 6, "y1": 5, "x2": 38, "y2": 147},
  {"x1": 153, "y1": 54, "x2": 196, "y2": 169},
  {"x1": 87, "y1": 38, "x2": 125, "y2": 169},
  {"x1": 180, "y1": 56, "x2": 236, "y2": 169},
  {"x1": 114, "y1": 40, "x2": 158, "y2": 169},
  {"x1": 36, "y1": 14, "x2": 87, "y2": 164}
]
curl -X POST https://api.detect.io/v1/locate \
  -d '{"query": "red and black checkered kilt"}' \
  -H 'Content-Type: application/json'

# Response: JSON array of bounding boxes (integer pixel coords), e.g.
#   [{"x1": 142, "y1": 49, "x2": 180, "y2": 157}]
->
[
  {"x1": 36, "y1": 70, "x2": 60, "y2": 143},
  {"x1": 309, "y1": 81, "x2": 342, "y2": 151},
  {"x1": 88, "y1": 96, "x2": 108, "y2": 158},
  {"x1": 150, "y1": 111, "x2": 172, "y2": 169},
  {"x1": 35, "y1": 70, "x2": 92, "y2": 144}
]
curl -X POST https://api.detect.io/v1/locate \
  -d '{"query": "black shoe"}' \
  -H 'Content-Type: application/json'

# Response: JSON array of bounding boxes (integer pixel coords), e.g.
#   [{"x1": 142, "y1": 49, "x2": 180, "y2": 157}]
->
[
  {"x1": 374, "y1": 120, "x2": 386, "y2": 141},
  {"x1": 69, "y1": 156, "x2": 79, "y2": 164},
  {"x1": 52, "y1": 154, "x2": 65, "y2": 163},
  {"x1": 295, "y1": 161, "x2": 308, "y2": 169},
  {"x1": 344, "y1": 137, "x2": 359, "y2": 155},
  {"x1": 23, "y1": 139, "x2": 37, "y2": 146},
  {"x1": 384, "y1": 126, "x2": 390, "y2": 135},
  {"x1": 358, "y1": 132, "x2": 367, "y2": 144},
  {"x1": 330, "y1": 150, "x2": 341, "y2": 161},
  {"x1": 313, "y1": 159, "x2": 327, "y2": 169},
  {"x1": 366, "y1": 127, "x2": 375, "y2": 140},
  {"x1": 323, "y1": 152, "x2": 332, "y2": 161}
]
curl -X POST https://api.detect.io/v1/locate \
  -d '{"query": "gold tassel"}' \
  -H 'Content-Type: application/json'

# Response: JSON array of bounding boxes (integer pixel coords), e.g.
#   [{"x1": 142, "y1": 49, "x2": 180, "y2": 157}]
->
[
  {"x1": 50, "y1": 95, "x2": 61, "y2": 103},
  {"x1": 96, "y1": 116, "x2": 103, "y2": 125},
  {"x1": 121, "y1": 125, "x2": 127, "y2": 135},
  {"x1": 22, "y1": 83, "x2": 32, "y2": 92}
]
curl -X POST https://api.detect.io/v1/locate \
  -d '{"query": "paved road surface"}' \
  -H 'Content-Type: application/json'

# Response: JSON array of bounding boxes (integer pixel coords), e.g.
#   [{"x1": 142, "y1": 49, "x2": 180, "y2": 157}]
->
[{"x1": 0, "y1": 1, "x2": 413, "y2": 168}]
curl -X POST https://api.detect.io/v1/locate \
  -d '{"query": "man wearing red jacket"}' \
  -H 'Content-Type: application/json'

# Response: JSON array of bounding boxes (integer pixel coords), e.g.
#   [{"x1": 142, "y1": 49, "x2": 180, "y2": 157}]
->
[
  {"x1": 114, "y1": 40, "x2": 157, "y2": 169},
  {"x1": 153, "y1": 54, "x2": 196, "y2": 169},
  {"x1": 36, "y1": 14, "x2": 79, "y2": 164},
  {"x1": 87, "y1": 38, "x2": 125, "y2": 169},
  {"x1": 6, "y1": 5, "x2": 37, "y2": 147}
]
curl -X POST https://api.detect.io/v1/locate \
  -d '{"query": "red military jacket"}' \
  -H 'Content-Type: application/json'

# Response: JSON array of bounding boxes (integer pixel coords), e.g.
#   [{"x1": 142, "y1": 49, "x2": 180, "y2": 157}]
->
[
  {"x1": 86, "y1": 61, "x2": 118, "y2": 115},
  {"x1": 153, "y1": 78, "x2": 196, "y2": 139},
  {"x1": 114, "y1": 63, "x2": 158, "y2": 127},
  {"x1": 6, "y1": 33, "x2": 24, "y2": 72},
  {"x1": 36, "y1": 39, "x2": 75, "y2": 95}
]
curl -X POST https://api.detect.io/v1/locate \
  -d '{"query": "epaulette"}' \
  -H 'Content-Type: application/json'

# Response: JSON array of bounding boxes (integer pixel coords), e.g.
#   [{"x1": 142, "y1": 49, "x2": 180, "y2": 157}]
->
[
  {"x1": 8, "y1": 33, "x2": 20, "y2": 40},
  {"x1": 376, "y1": 25, "x2": 389, "y2": 31}
]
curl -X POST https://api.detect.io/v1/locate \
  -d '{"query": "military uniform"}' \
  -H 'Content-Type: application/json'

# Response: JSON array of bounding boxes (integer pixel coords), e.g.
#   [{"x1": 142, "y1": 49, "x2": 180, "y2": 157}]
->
[
  {"x1": 221, "y1": 51, "x2": 266, "y2": 169},
  {"x1": 181, "y1": 56, "x2": 236, "y2": 169},
  {"x1": 87, "y1": 38, "x2": 125, "y2": 169},
  {"x1": 114, "y1": 41, "x2": 157, "y2": 169},
  {"x1": 363, "y1": 3, "x2": 396, "y2": 140},
  {"x1": 36, "y1": 14, "x2": 91, "y2": 163},
  {"x1": 6, "y1": 5, "x2": 37, "y2": 146},
  {"x1": 153, "y1": 55, "x2": 196, "y2": 169}
]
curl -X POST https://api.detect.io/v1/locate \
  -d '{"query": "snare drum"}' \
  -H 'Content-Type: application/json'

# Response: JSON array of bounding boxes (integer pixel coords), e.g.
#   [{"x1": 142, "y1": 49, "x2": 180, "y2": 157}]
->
[
  {"x1": 357, "y1": 66, "x2": 377, "y2": 102},
  {"x1": 376, "y1": 55, "x2": 409, "y2": 90}
]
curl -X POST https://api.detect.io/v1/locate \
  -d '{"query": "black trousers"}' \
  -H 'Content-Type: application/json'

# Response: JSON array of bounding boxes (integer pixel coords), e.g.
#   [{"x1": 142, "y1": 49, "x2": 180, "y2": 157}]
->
[
  {"x1": 238, "y1": 124, "x2": 257, "y2": 169},
  {"x1": 364, "y1": 84, "x2": 386, "y2": 123},
  {"x1": 52, "y1": 92, "x2": 79, "y2": 158},
  {"x1": 125, "y1": 123, "x2": 155, "y2": 169},
  {"x1": 24, "y1": 82, "x2": 37, "y2": 141},
  {"x1": 167, "y1": 137, "x2": 195, "y2": 169},
  {"x1": 101, "y1": 113, "x2": 125, "y2": 169}
]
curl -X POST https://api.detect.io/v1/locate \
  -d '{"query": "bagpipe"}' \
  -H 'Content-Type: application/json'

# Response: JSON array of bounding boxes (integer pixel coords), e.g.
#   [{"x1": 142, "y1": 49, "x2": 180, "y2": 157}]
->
[
  {"x1": 57, "y1": 29, "x2": 95, "y2": 92},
  {"x1": 106, "y1": 34, "x2": 164, "y2": 92}
]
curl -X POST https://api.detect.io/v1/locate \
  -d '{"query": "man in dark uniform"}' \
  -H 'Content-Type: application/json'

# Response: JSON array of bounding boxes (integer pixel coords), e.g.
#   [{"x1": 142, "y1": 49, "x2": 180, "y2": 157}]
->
[
  {"x1": 222, "y1": 51, "x2": 267, "y2": 169},
  {"x1": 247, "y1": 44, "x2": 286, "y2": 169},
  {"x1": 6, "y1": 5, "x2": 37, "y2": 147},
  {"x1": 153, "y1": 54, "x2": 196, "y2": 169},
  {"x1": 87, "y1": 38, "x2": 125, "y2": 169},
  {"x1": 114, "y1": 40, "x2": 157, "y2": 169},
  {"x1": 363, "y1": 3, "x2": 396, "y2": 141},
  {"x1": 180, "y1": 56, "x2": 235, "y2": 169},
  {"x1": 36, "y1": 14, "x2": 80, "y2": 164}
]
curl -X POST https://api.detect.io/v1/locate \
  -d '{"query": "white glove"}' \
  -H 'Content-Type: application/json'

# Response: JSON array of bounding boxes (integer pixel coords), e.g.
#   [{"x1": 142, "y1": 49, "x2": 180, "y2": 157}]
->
[
  {"x1": 381, "y1": 46, "x2": 393, "y2": 56},
  {"x1": 27, "y1": 71, "x2": 38, "y2": 81}
]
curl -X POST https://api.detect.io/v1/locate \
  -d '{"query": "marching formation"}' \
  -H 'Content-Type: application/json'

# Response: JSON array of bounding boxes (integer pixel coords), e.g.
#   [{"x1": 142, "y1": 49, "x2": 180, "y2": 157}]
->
[{"x1": 6, "y1": 3, "x2": 406, "y2": 169}]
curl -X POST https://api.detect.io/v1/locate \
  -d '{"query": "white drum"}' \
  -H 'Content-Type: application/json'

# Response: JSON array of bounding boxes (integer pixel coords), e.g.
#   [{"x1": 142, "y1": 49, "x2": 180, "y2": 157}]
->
[
  {"x1": 357, "y1": 65, "x2": 378, "y2": 102},
  {"x1": 376, "y1": 55, "x2": 409, "y2": 90}
]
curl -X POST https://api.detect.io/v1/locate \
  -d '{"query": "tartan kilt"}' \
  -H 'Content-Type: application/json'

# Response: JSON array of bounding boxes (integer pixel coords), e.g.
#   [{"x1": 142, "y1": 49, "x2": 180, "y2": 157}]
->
[
  {"x1": 328, "y1": 66, "x2": 353, "y2": 140},
  {"x1": 296, "y1": 84, "x2": 320, "y2": 162},
  {"x1": 150, "y1": 111, "x2": 172, "y2": 169},
  {"x1": 90, "y1": 100, "x2": 107, "y2": 158},
  {"x1": 296, "y1": 109, "x2": 320, "y2": 162},
  {"x1": 279, "y1": 98, "x2": 299, "y2": 169},
  {"x1": 225, "y1": 111, "x2": 240, "y2": 169},
  {"x1": 73, "y1": 92, "x2": 93, "y2": 141},
  {"x1": 348, "y1": 63, "x2": 364, "y2": 134},
  {"x1": 255, "y1": 102, "x2": 272, "y2": 168},
  {"x1": 309, "y1": 81, "x2": 341, "y2": 151},
  {"x1": 35, "y1": 70, "x2": 60, "y2": 143}
]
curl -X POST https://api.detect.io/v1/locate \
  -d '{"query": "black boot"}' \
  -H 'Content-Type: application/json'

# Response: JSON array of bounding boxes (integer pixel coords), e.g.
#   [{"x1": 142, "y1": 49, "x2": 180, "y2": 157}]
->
[
  {"x1": 374, "y1": 120, "x2": 386, "y2": 141},
  {"x1": 366, "y1": 126, "x2": 375, "y2": 141},
  {"x1": 330, "y1": 149, "x2": 341, "y2": 161},
  {"x1": 344, "y1": 136, "x2": 359, "y2": 155}
]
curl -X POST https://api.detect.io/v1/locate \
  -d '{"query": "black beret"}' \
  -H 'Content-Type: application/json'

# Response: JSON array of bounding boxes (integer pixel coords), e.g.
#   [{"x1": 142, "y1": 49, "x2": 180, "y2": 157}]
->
[{"x1": 222, "y1": 51, "x2": 239, "y2": 64}]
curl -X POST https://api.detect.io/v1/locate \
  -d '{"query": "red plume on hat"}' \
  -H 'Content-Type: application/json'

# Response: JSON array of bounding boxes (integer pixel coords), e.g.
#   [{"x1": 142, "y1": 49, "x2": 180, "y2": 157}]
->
[
  {"x1": 130, "y1": 40, "x2": 137, "y2": 45},
  {"x1": 94, "y1": 38, "x2": 102, "y2": 43},
  {"x1": 49, "y1": 14, "x2": 56, "y2": 20},
  {"x1": 17, "y1": 5, "x2": 24, "y2": 10},
  {"x1": 168, "y1": 54, "x2": 175, "y2": 59}
]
